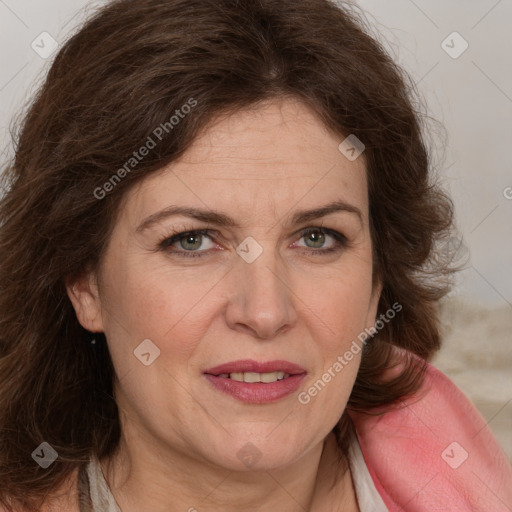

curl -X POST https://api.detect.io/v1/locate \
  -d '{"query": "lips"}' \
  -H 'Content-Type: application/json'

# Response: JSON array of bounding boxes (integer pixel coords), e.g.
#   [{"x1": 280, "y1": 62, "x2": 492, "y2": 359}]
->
[
  {"x1": 204, "y1": 359, "x2": 306, "y2": 376},
  {"x1": 203, "y1": 359, "x2": 307, "y2": 403}
]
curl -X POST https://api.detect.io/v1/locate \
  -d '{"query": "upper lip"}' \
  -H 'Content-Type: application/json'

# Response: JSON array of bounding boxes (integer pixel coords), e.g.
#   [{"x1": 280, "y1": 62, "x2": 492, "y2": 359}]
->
[{"x1": 204, "y1": 359, "x2": 307, "y2": 376}]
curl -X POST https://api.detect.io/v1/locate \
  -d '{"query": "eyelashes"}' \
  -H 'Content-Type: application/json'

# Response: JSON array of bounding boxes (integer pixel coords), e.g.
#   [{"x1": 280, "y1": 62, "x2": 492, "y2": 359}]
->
[{"x1": 157, "y1": 226, "x2": 348, "y2": 259}]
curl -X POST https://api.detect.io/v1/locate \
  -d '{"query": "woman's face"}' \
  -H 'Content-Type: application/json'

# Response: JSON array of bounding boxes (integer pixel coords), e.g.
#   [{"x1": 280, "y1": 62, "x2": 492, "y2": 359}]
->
[{"x1": 68, "y1": 97, "x2": 381, "y2": 471}]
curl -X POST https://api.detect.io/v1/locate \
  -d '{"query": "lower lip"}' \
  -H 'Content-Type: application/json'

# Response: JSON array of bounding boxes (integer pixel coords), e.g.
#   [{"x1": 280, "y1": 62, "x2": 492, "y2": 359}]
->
[{"x1": 203, "y1": 373, "x2": 307, "y2": 404}]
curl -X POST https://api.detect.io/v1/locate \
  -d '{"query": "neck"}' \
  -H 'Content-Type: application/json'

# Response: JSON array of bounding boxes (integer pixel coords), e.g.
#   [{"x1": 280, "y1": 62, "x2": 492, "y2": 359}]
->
[{"x1": 100, "y1": 425, "x2": 357, "y2": 512}]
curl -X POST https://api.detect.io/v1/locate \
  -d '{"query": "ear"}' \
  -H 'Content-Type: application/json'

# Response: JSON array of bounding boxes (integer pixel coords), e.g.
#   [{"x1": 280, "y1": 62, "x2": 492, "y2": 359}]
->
[
  {"x1": 65, "y1": 268, "x2": 104, "y2": 333},
  {"x1": 365, "y1": 277, "x2": 383, "y2": 329}
]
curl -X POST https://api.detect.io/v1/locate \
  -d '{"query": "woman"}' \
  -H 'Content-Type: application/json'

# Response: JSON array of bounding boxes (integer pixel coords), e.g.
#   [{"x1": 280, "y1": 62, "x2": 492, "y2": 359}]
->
[{"x1": 0, "y1": 0, "x2": 510, "y2": 510}]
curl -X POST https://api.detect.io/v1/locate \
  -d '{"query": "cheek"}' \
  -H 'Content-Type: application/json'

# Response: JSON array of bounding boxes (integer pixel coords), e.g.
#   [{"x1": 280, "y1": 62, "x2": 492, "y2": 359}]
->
[
  {"x1": 100, "y1": 259, "x2": 222, "y2": 367},
  {"x1": 296, "y1": 271, "x2": 372, "y2": 413},
  {"x1": 296, "y1": 264, "x2": 375, "y2": 344},
  {"x1": 99, "y1": 266, "x2": 213, "y2": 416}
]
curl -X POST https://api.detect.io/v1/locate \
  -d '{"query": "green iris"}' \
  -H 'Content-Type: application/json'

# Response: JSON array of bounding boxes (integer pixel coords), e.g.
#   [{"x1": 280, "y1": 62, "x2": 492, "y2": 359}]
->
[
  {"x1": 304, "y1": 230, "x2": 325, "y2": 248},
  {"x1": 180, "y1": 234, "x2": 203, "y2": 251}
]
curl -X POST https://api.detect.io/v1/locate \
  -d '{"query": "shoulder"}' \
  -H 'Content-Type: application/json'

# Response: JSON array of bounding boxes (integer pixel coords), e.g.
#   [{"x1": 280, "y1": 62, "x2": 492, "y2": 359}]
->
[{"x1": 348, "y1": 355, "x2": 512, "y2": 510}]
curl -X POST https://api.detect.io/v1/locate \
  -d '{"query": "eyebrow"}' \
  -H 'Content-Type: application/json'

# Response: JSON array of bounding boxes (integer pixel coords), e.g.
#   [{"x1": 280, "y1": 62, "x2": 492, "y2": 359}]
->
[{"x1": 136, "y1": 199, "x2": 363, "y2": 233}]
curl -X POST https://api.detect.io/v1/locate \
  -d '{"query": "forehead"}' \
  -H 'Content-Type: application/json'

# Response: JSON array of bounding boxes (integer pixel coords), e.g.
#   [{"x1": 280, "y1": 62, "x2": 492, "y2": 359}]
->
[{"x1": 121, "y1": 97, "x2": 368, "y2": 227}]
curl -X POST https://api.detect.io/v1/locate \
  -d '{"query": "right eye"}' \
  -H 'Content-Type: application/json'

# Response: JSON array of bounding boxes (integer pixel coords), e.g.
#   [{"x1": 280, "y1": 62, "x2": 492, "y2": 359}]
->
[{"x1": 159, "y1": 229, "x2": 219, "y2": 258}]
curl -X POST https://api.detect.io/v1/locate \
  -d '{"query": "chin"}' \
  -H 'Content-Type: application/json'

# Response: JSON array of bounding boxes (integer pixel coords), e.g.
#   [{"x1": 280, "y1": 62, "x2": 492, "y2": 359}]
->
[{"x1": 203, "y1": 434, "x2": 309, "y2": 473}]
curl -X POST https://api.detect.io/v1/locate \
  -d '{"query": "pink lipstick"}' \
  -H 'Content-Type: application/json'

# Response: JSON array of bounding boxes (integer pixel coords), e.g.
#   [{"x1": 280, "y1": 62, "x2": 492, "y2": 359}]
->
[{"x1": 203, "y1": 359, "x2": 307, "y2": 404}]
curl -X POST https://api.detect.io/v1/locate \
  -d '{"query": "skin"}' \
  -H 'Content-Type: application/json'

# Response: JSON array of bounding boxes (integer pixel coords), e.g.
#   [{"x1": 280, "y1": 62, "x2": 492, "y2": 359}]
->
[{"x1": 67, "y1": 96, "x2": 382, "y2": 512}]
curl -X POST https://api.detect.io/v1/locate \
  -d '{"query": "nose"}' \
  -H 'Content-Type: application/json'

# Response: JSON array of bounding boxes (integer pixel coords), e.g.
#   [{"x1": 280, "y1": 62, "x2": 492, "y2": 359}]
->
[{"x1": 224, "y1": 247, "x2": 298, "y2": 340}]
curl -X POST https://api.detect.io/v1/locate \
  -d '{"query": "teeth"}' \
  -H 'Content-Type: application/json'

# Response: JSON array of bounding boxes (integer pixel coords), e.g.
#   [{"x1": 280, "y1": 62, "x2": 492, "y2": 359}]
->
[{"x1": 224, "y1": 371, "x2": 290, "y2": 383}]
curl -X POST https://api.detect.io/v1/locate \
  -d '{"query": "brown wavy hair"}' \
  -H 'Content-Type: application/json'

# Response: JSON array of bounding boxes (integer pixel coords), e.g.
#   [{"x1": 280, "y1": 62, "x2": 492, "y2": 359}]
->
[{"x1": 0, "y1": 0, "x2": 456, "y2": 509}]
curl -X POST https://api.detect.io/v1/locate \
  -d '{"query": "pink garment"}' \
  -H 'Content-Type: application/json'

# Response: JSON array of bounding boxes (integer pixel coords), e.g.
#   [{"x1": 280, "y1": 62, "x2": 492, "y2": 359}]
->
[{"x1": 348, "y1": 357, "x2": 512, "y2": 511}]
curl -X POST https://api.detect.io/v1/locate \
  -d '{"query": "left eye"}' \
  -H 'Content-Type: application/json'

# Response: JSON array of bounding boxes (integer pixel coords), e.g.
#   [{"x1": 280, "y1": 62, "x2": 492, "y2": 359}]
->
[{"x1": 294, "y1": 228, "x2": 341, "y2": 250}]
